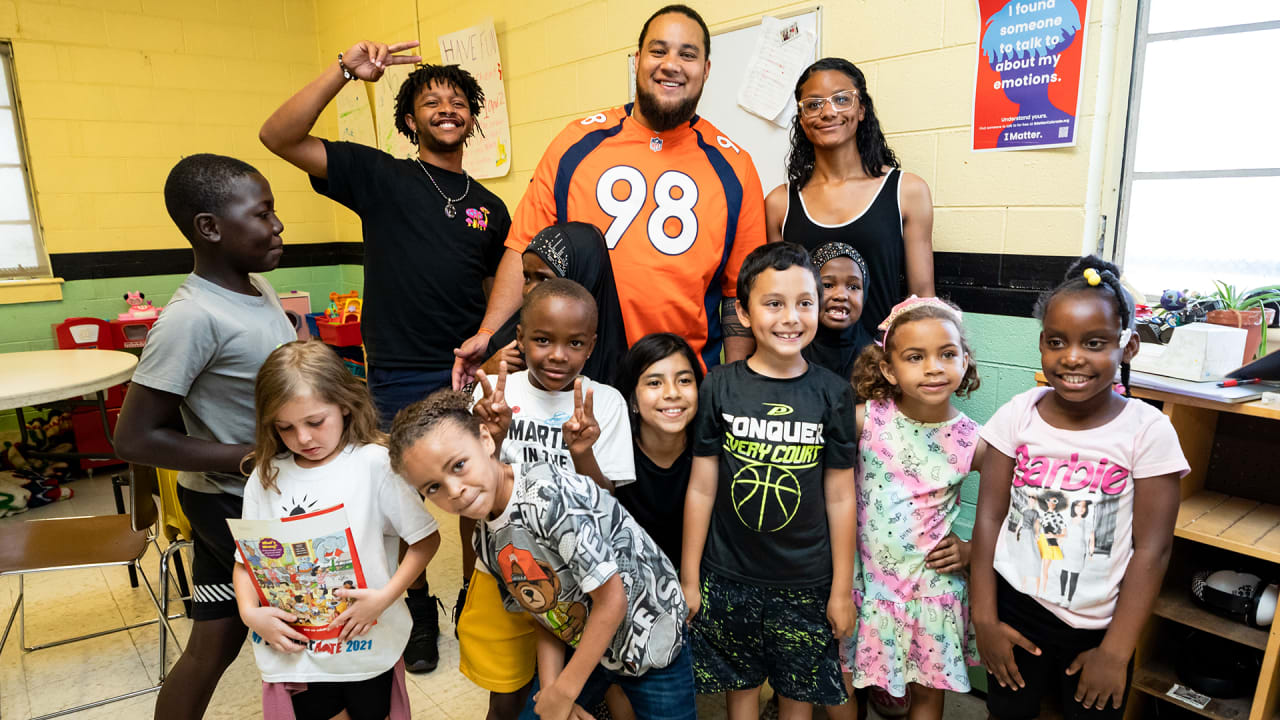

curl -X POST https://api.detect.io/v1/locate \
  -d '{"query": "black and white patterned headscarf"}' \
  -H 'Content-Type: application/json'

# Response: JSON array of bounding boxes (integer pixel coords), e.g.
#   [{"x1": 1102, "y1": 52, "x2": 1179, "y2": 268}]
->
[{"x1": 809, "y1": 242, "x2": 869, "y2": 284}]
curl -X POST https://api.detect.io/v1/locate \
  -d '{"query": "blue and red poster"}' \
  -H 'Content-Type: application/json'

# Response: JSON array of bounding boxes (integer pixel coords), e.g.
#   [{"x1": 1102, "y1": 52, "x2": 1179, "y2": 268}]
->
[{"x1": 972, "y1": 0, "x2": 1088, "y2": 151}]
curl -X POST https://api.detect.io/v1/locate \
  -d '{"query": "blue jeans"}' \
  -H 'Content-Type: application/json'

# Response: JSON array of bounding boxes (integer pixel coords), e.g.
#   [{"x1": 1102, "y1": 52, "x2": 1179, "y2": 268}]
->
[
  {"x1": 367, "y1": 365, "x2": 452, "y2": 431},
  {"x1": 518, "y1": 641, "x2": 696, "y2": 720}
]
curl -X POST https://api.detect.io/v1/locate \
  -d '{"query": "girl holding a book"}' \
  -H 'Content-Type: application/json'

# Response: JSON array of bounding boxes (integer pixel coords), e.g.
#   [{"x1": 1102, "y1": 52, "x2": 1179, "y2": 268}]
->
[{"x1": 231, "y1": 341, "x2": 441, "y2": 720}]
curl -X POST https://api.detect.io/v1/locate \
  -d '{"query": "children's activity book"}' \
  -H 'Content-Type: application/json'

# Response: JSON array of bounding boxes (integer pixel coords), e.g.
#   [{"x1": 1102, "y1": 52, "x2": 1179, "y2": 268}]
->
[{"x1": 229, "y1": 504, "x2": 368, "y2": 640}]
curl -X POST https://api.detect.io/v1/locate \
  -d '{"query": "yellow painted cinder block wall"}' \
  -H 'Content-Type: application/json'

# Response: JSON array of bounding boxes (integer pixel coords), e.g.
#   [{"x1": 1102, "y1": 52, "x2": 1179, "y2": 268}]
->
[
  {"x1": 312, "y1": 0, "x2": 1134, "y2": 259},
  {"x1": 3, "y1": 0, "x2": 334, "y2": 256}
]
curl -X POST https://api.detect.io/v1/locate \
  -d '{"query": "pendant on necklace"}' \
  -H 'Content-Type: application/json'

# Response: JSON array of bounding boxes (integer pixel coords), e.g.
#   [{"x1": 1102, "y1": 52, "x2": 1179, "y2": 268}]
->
[{"x1": 444, "y1": 203, "x2": 456, "y2": 219}]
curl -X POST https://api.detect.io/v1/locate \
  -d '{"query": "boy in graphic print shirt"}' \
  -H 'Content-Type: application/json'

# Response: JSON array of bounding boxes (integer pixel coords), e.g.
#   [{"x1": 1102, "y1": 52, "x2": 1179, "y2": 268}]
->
[{"x1": 391, "y1": 392, "x2": 694, "y2": 718}]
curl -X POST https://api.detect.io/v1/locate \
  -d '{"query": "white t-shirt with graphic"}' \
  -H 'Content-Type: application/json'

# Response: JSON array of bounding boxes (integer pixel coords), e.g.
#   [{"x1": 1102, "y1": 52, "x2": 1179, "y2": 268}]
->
[
  {"x1": 981, "y1": 387, "x2": 1189, "y2": 629},
  {"x1": 475, "y1": 462, "x2": 687, "y2": 676},
  {"x1": 474, "y1": 370, "x2": 635, "y2": 486},
  {"x1": 240, "y1": 443, "x2": 439, "y2": 682}
]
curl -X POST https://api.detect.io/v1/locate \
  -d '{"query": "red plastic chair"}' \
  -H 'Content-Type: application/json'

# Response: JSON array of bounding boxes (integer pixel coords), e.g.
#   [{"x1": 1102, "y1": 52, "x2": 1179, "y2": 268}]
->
[
  {"x1": 53, "y1": 317, "x2": 119, "y2": 350},
  {"x1": 46, "y1": 318, "x2": 131, "y2": 551},
  {"x1": 51, "y1": 317, "x2": 126, "y2": 409}
]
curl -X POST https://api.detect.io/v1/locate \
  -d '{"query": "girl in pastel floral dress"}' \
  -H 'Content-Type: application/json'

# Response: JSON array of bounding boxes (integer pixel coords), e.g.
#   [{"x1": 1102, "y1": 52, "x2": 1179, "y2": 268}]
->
[{"x1": 845, "y1": 296, "x2": 987, "y2": 720}]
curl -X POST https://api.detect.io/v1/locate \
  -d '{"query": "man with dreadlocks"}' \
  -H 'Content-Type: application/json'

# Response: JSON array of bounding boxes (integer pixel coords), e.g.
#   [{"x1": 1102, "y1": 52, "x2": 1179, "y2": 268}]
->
[{"x1": 261, "y1": 39, "x2": 511, "y2": 675}]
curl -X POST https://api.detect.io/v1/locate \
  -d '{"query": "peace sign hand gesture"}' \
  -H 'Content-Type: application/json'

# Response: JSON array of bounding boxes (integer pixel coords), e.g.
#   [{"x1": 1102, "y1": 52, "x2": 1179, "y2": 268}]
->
[
  {"x1": 474, "y1": 361, "x2": 512, "y2": 451},
  {"x1": 561, "y1": 378, "x2": 600, "y2": 456},
  {"x1": 341, "y1": 40, "x2": 422, "y2": 82}
]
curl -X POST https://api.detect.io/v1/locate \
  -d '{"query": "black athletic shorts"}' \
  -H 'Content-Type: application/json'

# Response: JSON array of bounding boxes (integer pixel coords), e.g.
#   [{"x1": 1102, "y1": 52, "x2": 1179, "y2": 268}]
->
[
  {"x1": 176, "y1": 485, "x2": 243, "y2": 621},
  {"x1": 291, "y1": 668, "x2": 394, "y2": 720},
  {"x1": 691, "y1": 570, "x2": 847, "y2": 706},
  {"x1": 986, "y1": 576, "x2": 1132, "y2": 720}
]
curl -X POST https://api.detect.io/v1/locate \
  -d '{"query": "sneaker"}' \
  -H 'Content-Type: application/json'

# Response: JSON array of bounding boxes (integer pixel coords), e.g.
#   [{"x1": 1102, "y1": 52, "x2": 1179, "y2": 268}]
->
[
  {"x1": 404, "y1": 594, "x2": 442, "y2": 673},
  {"x1": 869, "y1": 686, "x2": 911, "y2": 718},
  {"x1": 452, "y1": 582, "x2": 469, "y2": 639}
]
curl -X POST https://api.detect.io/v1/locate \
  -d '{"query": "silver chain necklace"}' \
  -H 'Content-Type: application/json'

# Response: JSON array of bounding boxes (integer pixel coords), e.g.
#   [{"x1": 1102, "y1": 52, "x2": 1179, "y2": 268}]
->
[{"x1": 413, "y1": 156, "x2": 470, "y2": 219}]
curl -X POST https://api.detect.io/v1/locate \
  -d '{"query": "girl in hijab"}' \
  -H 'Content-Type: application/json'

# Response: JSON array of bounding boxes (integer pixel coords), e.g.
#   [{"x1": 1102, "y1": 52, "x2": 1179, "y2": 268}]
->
[
  {"x1": 804, "y1": 242, "x2": 874, "y2": 383},
  {"x1": 482, "y1": 221, "x2": 628, "y2": 385}
]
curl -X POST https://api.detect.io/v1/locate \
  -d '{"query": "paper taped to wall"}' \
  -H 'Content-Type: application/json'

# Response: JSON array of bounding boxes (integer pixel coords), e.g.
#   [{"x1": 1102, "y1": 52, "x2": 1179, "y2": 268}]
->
[
  {"x1": 374, "y1": 64, "x2": 417, "y2": 159},
  {"x1": 737, "y1": 16, "x2": 815, "y2": 126},
  {"x1": 336, "y1": 80, "x2": 376, "y2": 148},
  {"x1": 438, "y1": 19, "x2": 512, "y2": 178}
]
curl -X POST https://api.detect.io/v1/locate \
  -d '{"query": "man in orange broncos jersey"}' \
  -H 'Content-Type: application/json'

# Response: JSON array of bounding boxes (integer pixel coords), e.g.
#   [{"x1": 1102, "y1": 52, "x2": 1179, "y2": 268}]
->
[{"x1": 454, "y1": 4, "x2": 768, "y2": 388}]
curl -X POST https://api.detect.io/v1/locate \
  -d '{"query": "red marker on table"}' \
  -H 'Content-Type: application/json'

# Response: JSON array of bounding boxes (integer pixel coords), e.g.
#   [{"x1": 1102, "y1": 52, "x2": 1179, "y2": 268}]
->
[{"x1": 1218, "y1": 378, "x2": 1262, "y2": 388}]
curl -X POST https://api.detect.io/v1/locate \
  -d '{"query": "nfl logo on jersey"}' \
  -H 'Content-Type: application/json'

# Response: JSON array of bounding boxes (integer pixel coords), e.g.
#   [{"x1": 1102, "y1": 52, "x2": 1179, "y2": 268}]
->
[{"x1": 649, "y1": 137, "x2": 663, "y2": 152}]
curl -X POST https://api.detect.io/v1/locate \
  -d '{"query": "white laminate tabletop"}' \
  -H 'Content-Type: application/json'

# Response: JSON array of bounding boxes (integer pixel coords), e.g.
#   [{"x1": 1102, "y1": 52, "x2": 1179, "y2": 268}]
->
[{"x1": 0, "y1": 349, "x2": 138, "y2": 410}]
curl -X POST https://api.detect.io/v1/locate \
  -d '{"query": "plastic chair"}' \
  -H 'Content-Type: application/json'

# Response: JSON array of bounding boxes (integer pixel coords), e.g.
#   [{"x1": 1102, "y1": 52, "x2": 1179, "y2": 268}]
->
[
  {"x1": 52, "y1": 317, "x2": 119, "y2": 351},
  {"x1": 0, "y1": 464, "x2": 181, "y2": 719},
  {"x1": 49, "y1": 317, "x2": 132, "y2": 582},
  {"x1": 155, "y1": 468, "x2": 194, "y2": 639}
]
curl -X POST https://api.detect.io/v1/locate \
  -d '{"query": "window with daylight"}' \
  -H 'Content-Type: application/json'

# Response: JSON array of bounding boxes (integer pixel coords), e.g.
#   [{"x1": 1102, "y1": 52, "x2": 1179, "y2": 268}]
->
[
  {"x1": 0, "y1": 42, "x2": 49, "y2": 280},
  {"x1": 1116, "y1": 1, "x2": 1280, "y2": 296}
]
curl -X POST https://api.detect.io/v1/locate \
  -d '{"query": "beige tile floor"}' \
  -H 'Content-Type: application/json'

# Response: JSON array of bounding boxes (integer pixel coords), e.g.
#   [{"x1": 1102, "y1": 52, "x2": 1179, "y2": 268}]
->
[{"x1": 0, "y1": 473, "x2": 988, "y2": 720}]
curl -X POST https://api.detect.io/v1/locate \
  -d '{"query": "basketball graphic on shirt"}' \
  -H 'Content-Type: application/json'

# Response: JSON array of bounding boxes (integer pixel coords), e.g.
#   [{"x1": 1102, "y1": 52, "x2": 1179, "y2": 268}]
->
[{"x1": 731, "y1": 461, "x2": 802, "y2": 532}]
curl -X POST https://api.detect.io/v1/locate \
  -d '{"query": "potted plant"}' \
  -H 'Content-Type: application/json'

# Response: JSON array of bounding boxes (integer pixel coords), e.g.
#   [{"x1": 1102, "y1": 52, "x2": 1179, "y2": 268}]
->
[{"x1": 1204, "y1": 281, "x2": 1280, "y2": 363}]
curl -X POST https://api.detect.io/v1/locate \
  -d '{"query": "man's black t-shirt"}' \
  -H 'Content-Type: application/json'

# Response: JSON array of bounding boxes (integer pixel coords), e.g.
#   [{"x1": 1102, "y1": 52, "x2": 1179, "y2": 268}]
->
[
  {"x1": 311, "y1": 140, "x2": 510, "y2": 370},
  {"x1": 692, "y1": 361, "x2": 856, "y2": 588},
  {"x1": 616, "y1": 439, "x2": 693, "y2": 571}
]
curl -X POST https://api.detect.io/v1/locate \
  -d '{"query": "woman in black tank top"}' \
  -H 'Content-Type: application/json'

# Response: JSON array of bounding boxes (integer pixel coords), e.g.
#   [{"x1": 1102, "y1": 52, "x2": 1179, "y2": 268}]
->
[{"x1": 764, "y1": 58, "x2": 935, "y2": 338}]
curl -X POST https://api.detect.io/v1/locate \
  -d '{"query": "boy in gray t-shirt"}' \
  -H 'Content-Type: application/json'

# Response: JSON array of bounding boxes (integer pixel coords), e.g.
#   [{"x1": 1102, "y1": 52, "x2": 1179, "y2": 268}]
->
[
  {"x1": 132, "y1": 272, "x2": 293, "y2": 497},
  {"x1": 115, "y1": 154, "x2": 294, "y2": 720}
]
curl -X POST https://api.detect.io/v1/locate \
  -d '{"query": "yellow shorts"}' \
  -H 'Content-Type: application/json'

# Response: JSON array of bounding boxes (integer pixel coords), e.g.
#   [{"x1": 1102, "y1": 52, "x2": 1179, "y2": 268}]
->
[{"x1": 458, "y1": 568, "x2": 538, "y2": 693}]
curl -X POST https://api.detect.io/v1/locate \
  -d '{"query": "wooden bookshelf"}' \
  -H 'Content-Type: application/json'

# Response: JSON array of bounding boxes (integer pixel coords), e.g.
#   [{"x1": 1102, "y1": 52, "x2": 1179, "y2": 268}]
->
[
  {"x1": 1175, "y1": 492, "x2": 1280, "y2": 564},
  {"x1": 1131, "y1": 658, "x2": 1253, "y2": 720},
  {"x1": 1152, "y1": 584, "x2": 1269, "y2": 651},
  {"x1": 1133, "y1": 387, "x2": 1280, "y2": 720}
]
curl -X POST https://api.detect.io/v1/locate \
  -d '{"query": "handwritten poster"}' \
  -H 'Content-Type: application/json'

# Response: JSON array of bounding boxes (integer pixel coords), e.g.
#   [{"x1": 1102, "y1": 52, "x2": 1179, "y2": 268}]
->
[
  {"x1": 335, "y1": 80, "x2": 375, "y2": 148},
  {"x1": 438, "y1": 19, "x2": 511, "y2": 178},
  {"x1": 737, "y1": 16, "x2": 816, "y2": 127},
  {"x1": 373, "y1": 63, "x2": 417, "y2": 159},
  {"x1": 972, "y1": 0, "x2": 1088, "y2": 151}
]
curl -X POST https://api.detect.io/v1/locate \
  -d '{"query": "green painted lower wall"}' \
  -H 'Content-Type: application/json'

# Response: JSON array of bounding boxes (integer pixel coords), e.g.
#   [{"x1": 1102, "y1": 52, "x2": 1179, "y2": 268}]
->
[
  {"x1": 0, "y1": 264, "x2": 348, "y2": 432},
  {"x1": 950, "y1": 314, "x2": 1043, "y2": 694},
  {"x1": 952, "y1": 312, "x2": 1043, "y2": 538}
]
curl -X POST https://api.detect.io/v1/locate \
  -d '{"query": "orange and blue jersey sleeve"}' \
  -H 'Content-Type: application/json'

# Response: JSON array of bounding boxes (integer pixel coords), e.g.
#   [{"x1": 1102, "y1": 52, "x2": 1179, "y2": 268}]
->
[
  {"x1": 507, "y1": 123, "x2": 578, "y2": 253},
  {"x1": 721, "y1": 152, "x2": 767, "y2": 299}
]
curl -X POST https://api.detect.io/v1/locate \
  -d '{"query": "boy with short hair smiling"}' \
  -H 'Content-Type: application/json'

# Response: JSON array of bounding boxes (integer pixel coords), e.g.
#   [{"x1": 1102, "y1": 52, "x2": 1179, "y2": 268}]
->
[
  {"x1": 115, "y1": 154, "x2": 296, "y2": 720},
  {"x1": 478, "y1": 277, "x2": 634, "y2": 491},
  {"x1": 460, "y1": 277, "x2": 634, "y2": 717},
  {"x1": 682, "y1": 242, "x2": 858, "y2": 720}
]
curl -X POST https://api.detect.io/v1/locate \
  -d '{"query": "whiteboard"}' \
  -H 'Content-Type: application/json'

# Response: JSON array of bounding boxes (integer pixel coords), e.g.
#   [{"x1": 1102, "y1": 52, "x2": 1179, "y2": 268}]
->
[{"x1": 631, "y1": 9, "x2": 821, "y2": 193}]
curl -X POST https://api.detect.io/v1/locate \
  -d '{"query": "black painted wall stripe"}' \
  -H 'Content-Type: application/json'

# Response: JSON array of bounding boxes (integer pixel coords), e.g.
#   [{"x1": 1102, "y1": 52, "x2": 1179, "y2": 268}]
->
[
  {"x1": 49, "y1": 246, "x2": 1072, "y2": 319},
  {"x1": 50, "y1": 242, "x2": 365, "y2": 281},
  {"x1": 934, "y1": 251, "x2": 1075, "y2": 317}
]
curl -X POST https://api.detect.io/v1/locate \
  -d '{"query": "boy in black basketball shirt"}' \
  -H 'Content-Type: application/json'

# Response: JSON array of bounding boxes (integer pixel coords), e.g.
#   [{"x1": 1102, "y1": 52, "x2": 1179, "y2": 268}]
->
[{"x1": 682, "y1": 242, "x2": 858, "y2": 720}]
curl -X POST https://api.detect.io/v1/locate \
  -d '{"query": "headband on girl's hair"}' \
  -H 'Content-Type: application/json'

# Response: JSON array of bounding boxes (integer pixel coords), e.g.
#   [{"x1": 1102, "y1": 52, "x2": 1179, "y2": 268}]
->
[
  {"x1": 810, "y1": 242, "x2": 869, "y2": 285},
  {"x1": 875, "y1": 295, "x2": 962, "y2": 347}
]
